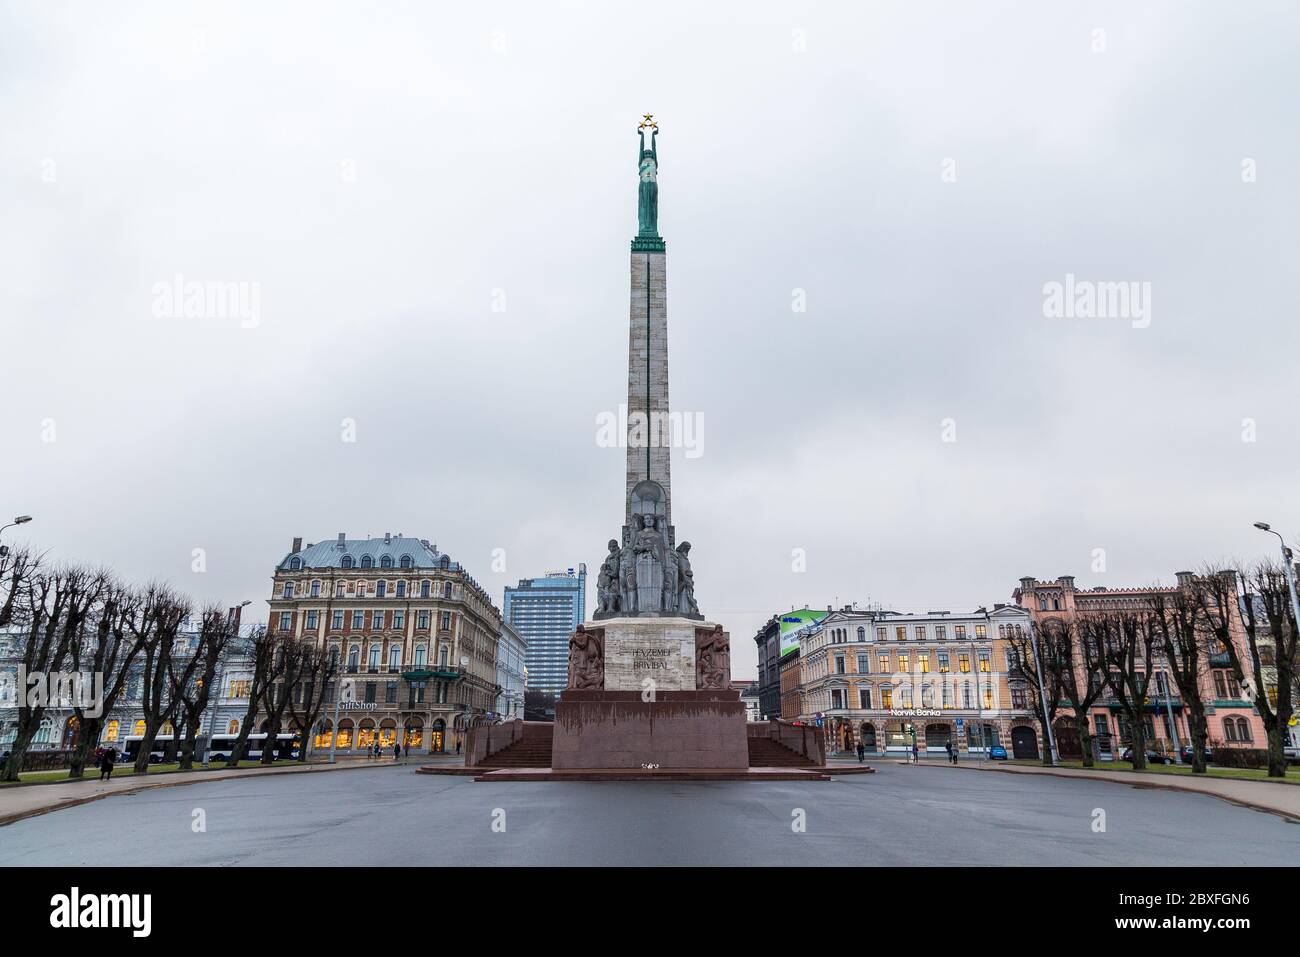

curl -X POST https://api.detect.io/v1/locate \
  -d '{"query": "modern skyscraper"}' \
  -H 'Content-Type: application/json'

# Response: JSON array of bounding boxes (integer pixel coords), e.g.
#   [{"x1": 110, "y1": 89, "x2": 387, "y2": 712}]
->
[{"x1": 504, "y1": 566, "x2": 587, "y2": 695}]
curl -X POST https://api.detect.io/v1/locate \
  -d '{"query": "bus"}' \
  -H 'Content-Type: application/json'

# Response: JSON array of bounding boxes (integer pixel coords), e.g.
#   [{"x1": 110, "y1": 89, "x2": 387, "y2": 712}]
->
[
  {"x1": 205, "y1": 733, "x2": 300, "y2": 763},
  {"x1": 121, "y1": 735, "x2": 174, "y2": 764}
]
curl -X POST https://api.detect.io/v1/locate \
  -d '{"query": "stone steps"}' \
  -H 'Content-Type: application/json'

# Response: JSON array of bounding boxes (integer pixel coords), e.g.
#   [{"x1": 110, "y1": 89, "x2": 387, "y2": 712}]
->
[{"x1": 747, "y1": 737, "x2": 818, "y2": 768}]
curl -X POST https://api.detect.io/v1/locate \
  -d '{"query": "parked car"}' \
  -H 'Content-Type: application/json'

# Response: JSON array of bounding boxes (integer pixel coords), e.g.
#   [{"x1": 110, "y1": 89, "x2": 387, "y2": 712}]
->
[
  {"x1": 989, "y1": 745, "x2": 1008, "y2": 760},
  {"x1": 1122, "y1": 747, "x2": 1171, "y2": 765},
  {"x1": 1284, "y1": 745, "x2": 1300, "y2": 766},
  {"x1": 1179, "y1": 745, "x2": 1213, "y2": 764}
]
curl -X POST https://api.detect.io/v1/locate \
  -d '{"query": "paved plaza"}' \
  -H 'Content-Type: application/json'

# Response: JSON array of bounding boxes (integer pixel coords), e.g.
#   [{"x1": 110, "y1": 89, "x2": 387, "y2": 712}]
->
[{"x1": 1, "y1": 761, "x2": 1296, "y2": 867}]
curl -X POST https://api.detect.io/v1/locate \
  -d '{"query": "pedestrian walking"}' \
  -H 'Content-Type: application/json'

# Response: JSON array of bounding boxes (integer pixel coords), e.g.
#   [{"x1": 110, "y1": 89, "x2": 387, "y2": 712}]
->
[
  {"x1": 910, "y1": 742, "x2": 919, "y2": 764},
  {"x1": 455, "y1": 739, "x2": 461, "y2": 755},
  {"x1": 856, "y1": 740, "x2": 865, "y2": 763},
  {"x1": 394, "y1": 742, "x2": 402, "y2": 761},
  {"x1": 99, "y1": 747, "x2": 115, "y2": 781}
]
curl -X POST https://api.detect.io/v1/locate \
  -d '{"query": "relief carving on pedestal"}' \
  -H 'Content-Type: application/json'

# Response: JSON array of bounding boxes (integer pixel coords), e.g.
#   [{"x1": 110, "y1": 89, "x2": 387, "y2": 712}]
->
[
  {"x1": 567, "y1": 625, "x2": 606, "y2": 690},
  {"x1": 694, "y1": 625, "x2": 731, "y2": 690}
]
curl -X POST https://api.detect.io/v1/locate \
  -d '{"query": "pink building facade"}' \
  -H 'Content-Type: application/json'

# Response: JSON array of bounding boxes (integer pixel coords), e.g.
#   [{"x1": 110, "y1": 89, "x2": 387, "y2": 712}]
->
[{"x1": 1014, "y1": 574, "x2": 1267, "y2": 760}]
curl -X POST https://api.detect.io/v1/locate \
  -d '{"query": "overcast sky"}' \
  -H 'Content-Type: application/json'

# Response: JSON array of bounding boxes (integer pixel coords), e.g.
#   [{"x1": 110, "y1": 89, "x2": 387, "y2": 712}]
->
[{"x1": 3, "y1": 1, "x2": 1298, "y2": 678}]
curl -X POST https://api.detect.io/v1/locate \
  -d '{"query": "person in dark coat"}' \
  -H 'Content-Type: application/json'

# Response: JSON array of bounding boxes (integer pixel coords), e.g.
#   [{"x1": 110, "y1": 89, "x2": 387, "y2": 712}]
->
[
  {"x1": 856, "y1": 740, "x2": 865, "y2": 763},
  {"x1": 99, "y1": 748, "x2": 116, "y2": 781},
  {"x1": 394, "y1": 742, "x2": 402, "y2": 761}
]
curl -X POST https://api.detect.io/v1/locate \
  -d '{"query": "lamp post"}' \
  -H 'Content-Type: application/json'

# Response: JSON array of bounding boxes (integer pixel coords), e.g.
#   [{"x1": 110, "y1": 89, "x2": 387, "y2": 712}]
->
[
  {"x1": 0, "y1": 515, "x2": 33, "y2": 557},
  {"x1": 1253, "y1": 523, "x2": 1300, "y2": 629}
]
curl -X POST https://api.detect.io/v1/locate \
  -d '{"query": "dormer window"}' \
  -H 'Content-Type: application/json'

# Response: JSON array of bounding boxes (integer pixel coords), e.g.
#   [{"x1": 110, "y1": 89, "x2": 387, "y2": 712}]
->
[
  {"x1": 400, "y1": 555, "x2": 413, "y2": 569},
  {"x1": 361, "y1": 555, "x2": 374, "y2": 569},
  {"x1": 288, "y1": 557, "x2": 301, "y2": 570},
  {"x1": 380, "y1": 555, "x2": 393, "y2": 569},
  {"x1": 341, "y1": 555, "x2": 354, "y2": 569}
]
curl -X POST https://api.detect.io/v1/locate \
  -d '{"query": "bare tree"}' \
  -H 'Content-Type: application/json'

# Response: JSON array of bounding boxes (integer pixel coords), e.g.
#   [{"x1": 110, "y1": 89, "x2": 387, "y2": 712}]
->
[
  {"x1": 1, "y1": 564, "x2": 98, "y2": 781},
  {"x1": 1148, "y1": 581, "x2": 1210, "y2": 773},
  {"x1": 1208, "y1": 562, "x2": 1298, "y2": 778},
  {"x1": 1042, "y1": 617, "x2": 1107, "y2": 767},
  {"x1": 226, "y1": 626, "x2": 283, "y2": 767},
  {"x1": 174, "y1": 606, "x2": 237, "y2": 770},
  {"x1": 129, "y1": 585, "x2": 190, "y2": 774},
  {"x1": 65, "y1": 576, "x2": 142, "y2": 778},
  {"x1": 286, "y1": 641, "x2": 338, "y2": 762},
  {"x1": 256, "y1": 634, "x2": 299, "y2": 764},
  {"x1": 0, "y1": 544, "x2": 39, "y2": 630},
  {"x1": 1005, "y1": 623, "x2": 1062, "y2": 766},
  {"x1": 1094, "y1": 609, "x2": 1159, "y2": 770}
]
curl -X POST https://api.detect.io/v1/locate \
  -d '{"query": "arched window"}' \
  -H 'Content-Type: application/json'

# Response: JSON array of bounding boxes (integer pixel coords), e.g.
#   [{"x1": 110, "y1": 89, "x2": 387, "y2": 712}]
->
[
  {"x1": 347, "y1": 647, "x2": 360, "y2": 672},
  {"x1": 161, "y1": 720, "x2": 174, "y2": 736},
  {"x1": 133, "y1": 720, "x2": 146, "y2": 736},
  {"x1": 227, "y1": 719, "x2": 239, "y2": 734},
  {"x1": 415, "y1": 645, "x2": 427, "y2": 667},
  {"x1": 341, "y1": 555, "x2": 354, "y2": 569},
  {"x1": 438, "y1": 645, "x2": 449, "y2": 667},
  {"x1": 857, "y1": 626, "x2": 866, "y2": 642},
  {"x1": 104, "y1": 719, "x2": 119, "y2": 742},
  {"x1": 368, "y1": 645, "x2": 381, "y2": 669},
  {"x1": 400, "y1": 555, "x2": 413, "y2": 569},
  {"x1": 444, "y1": 582, "x2": 452, "y2": 599},
  {"x1": 380, "y1": 555, "x2": 393, "y2": 568},
  {"x1": 361, "y1": 555, "x2": 374, "y2": 569},
  {"x1": 288, "y1": 557, "x2": 301, "y2": 570},
  {"x1": 1236, "y1": 717, "x2": 1252, "y2": 742},
  {"x1": 389, "y1": 645, "x2": 401, "y2": 670}
]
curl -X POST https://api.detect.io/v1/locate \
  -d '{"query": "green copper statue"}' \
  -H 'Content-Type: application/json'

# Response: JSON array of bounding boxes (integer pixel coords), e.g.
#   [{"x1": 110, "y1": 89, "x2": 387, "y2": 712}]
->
[{"x1": 637, "y1": 118, "x2": 659, "y2": 238}]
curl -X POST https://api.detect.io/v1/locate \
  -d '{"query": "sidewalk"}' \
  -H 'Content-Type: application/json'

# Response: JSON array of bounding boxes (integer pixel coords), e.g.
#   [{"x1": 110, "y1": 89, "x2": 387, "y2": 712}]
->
[
  {"x1": 916, "y1": 760, "x2": 1300, "y2": 822},
  {"x1": 0, "y1": 758, "x2": 418, "y2": 828}
]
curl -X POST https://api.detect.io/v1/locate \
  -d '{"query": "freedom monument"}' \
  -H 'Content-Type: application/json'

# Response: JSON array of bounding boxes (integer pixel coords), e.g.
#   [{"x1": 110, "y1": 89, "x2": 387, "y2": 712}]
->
[{"x1": 552, "y1": 117, "x2": 749, "y2": 769}]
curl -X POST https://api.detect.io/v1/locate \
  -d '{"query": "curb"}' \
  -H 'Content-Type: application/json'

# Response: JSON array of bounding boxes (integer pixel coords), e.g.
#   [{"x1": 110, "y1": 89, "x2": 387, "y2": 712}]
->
[
  {"x1": 0, "y1": 761, "x2": 411, "y2": 829},
  {"x1": 916, "y1": 762, "x2": 1300, "y2": 824}
]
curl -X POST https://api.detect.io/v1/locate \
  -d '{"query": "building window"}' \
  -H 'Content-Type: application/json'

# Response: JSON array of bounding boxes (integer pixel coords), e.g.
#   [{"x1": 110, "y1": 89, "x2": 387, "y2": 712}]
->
[
  {"x1": 895, "y1": 626, "x2": 906, "y2": 641},
  {"x1": 386, "y1": 681, "x2": 398, "y2": 703},
  {"x1": 876, "y1": 627, "x2": 887, "y2": 641},
  {"x1": 104, "y1": 719, "x2": 119, "y2": 742},
  {"x1": 859, "y1": 688, "x2": 872, "y2": 709},
  {"x1": 364, "y1": 682, "x2": 377, "y2": 704},
  {"x1": 857, "y1": 626, "x2": 866, "y2": 642},
  {"x1": 389, "y1": 645, "x2": 400, "y2": 670},
  {"x1": 441, "y1": 612, "x2": 451, "y2": 631},
  {"x1": 279, "y1": 612, "x2": 292, "y2": 631},
  {"x1": 857, "y1": 654, "x2": 869, "y2": 674},
  {"x1": 881, "y1": 687, "x2": 893, "y2": 709},
  {"x1": 396, "y1": 580, "x2": 406, "y2": 598},
  {"x1": 962, "y1": 683, "x2": 974, "y2": 708},
  {"x1": 361, "y1": 555, "x2": 374, "y2": 569},
  {"x1": 954, "y1": 625, "x2": 967, "y2": 640},
  {"x1": 835, "y1": 656, "x2": 845, "y2": 675},
  {"x1": 393, "y1": 610, "x2": 405, "y2": 629},
  {"x1": 357, "y1": 582, "x2": 367, "y2": 598},
  {"x1": 831, "y1": 689, "x2": 844, "y2": 709},
  {"x1": 935, "y1": 626, "x2": 946, "y2": 640},
  {"x1": 376, "y1": 580, "x2": 387, "y2": 598},
  {"x1": 975, "y1": 625, "x2": 987, "y2": 640},
  {"x1": 958, "y1": 653, "x2": 970, "y2": 674},
  {"x1": 351, "y1": 611, "x2": 364, "y2": 629},
  {"x1": 421, "y1": 580, "x2": 431, "y2": 598},
  {"x1": 368, "y1": 645, "x2": 381, "y2": 670},
  {"x1": 937, "y1": 650, "x2": 950, "y2": 673},
  {"x1": 400, "y1": 555, "x2": 413, "y2": 569},
  {"x1": 341, "y1": 555, "x2": 354, "y2": 569},
  {"x1": 133, "y1": 720, "x2": 146, "y2": 736},
  {"x1": 417, "y1": 610, "x2": 429, "y2": 630},
  {"x1": 439, "y1": 645, "x2": 449, "y2": 667},
  {"x1": 415, "y1": 646, "x2": 427, "y2": 667},
  {"x1": 978, "y1": 652, "x2": 990, "y2": 673},
  {"x1": 310, "y1": 580, "x2": 321, "y2": 597},
  {"x1": 878, "y1": 654, "x2": 889, "y2": 673},
  {"x1": 347, "y1": 647, "x2": 359, "y2": 672},
  {"x1": 444, "y1": 582, "x2": 453, "y2": 599},
  {"x1": 282, "y1": 582, "x2": 293, "y2": 599},
  {"x1": 918, "y1": 653, "x2": 930, "y2": 674},
  {"x1": 336, "y1": 582, "x2": 346, "y2": 596},
  {"x1": 306, "y1": 611, "x2": 318, "y2": 630},
  {"x1": 372, "y1": 611, "x2": 384, "y2": 629},
  {"x1": 898, "y1": 655, "x2": 909, "y2": 673},
  {"x1": 914, "y1": 626, "x2": 926, "y2": 640},
  {"x1": 1011, "y1": 688, "x2": 1026, "y2": 708},
  {"x1": 942, "y1": 684, "x2": 953, "y2": 709},
  {"x1": 332, "y1": 611, "x2": 344, "y2": 630},
  {"x1": 381, "y1": 555, "x2": 393, "y2": 569}
]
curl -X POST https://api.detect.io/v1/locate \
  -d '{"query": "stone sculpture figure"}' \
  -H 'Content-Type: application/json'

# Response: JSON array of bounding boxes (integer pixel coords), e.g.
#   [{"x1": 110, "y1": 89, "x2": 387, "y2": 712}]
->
[
  {"x1": 567, "y1": 627, "x2": 605, "y2": 690},
  {"x1": 596, "y1": 539, "x2": 621, "y2": 614},
  {"x1": 619, "y1": 535, "x2": 638, "y2": 614},
  {"x1": 675, "y1": 542, "x2": 699, "y2": 616},
  {"x1": 633, "y1": 514, "x2": 667, "y2": 613},
  {"x1": 695, "y1": 626, "x2": 730, "y2": 690},
  {"x1": 660, "y1": 540, "x2": 679, "y2": 615}
]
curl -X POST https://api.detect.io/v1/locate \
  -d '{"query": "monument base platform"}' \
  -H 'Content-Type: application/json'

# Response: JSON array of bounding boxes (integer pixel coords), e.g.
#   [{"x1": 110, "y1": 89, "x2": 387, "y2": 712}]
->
[
  {"x1": 553, "y1": 689, "x2": 747, "y2": 770},
  {"x1": 471, "y1": 767, "x2": 830, "y2": 782}
]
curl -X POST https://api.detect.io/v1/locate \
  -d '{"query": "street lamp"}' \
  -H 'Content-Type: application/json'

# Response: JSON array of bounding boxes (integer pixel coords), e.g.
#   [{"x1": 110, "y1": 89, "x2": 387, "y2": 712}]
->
[
  {"x1": 0, "y1": 515, "x2": 33, "y2": 556},
  {"x1": 1253, "y1": 522, "x2": 1300, "y2": 630}
]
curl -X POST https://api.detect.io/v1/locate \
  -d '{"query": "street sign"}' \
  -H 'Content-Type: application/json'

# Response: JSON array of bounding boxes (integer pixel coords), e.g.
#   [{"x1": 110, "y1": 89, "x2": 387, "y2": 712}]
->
[{"x1": 955, "y1": 718, "x2": 964, "y2": 727}]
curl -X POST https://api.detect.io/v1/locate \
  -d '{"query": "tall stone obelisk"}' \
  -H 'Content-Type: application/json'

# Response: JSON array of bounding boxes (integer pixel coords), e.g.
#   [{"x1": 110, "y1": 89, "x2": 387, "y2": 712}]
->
[{"x1": 625, "y1": 117, "x2": 672, "y2": 530}]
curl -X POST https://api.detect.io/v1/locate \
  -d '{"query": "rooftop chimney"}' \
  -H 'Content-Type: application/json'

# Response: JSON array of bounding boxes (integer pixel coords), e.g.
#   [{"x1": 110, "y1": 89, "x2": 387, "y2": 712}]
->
[
  {"x1": 384, "y1": 531, "x2": 392, "y2": 544},
  {"x1": 292, "y1": 536, "x2": 302, "y2": 554},
  {"x1": 337, "y1": 532, "x2": 346, "y2": 549}
]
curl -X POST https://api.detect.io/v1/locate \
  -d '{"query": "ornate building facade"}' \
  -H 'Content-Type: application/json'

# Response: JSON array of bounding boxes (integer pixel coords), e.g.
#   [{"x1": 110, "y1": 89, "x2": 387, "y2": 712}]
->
[
  {"x1": 1015, "y1": 573, "x2": 1267, "y2": 758},
  {"x1": 268, "y1": 533, "x2": 502, "y2": 754},
  {"x1": 797, "y1": 605, "x2": 1043, "y2": 758}
]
